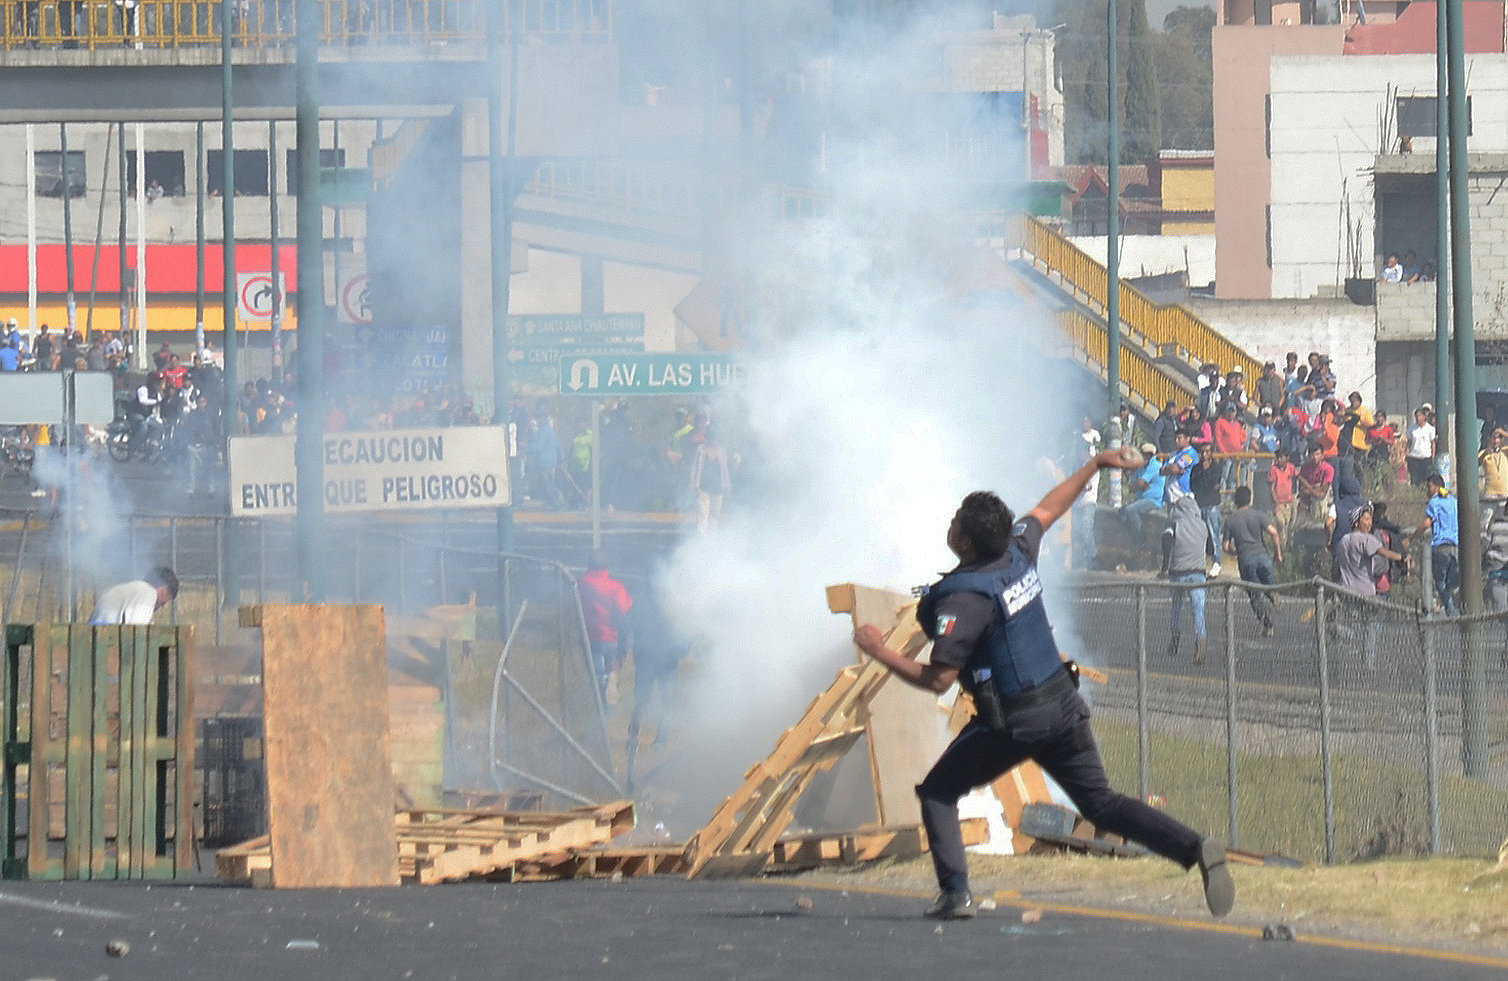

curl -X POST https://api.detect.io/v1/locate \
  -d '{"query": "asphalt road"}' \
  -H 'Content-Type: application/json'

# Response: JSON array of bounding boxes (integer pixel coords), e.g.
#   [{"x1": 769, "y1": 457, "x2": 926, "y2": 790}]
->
[{"x1": 3, "y1": 875, "x2": 1505, "y2": 981}]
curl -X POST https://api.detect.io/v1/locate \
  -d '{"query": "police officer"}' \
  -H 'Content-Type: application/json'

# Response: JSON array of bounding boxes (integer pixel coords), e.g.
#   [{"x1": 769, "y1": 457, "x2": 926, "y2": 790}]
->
[{"x1": 854, "y1": 448, "x2": 1235, "y2": 921}]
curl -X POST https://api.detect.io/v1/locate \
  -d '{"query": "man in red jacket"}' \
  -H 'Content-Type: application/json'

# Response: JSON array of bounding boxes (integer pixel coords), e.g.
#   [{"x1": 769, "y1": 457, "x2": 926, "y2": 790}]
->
[{"x1": 578, "y1": 551, "x2": 633, "y2": 703}]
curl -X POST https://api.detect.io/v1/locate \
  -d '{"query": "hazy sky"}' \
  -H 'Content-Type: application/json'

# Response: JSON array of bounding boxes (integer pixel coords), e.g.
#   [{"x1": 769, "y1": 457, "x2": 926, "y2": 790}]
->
[{"x1": 1151, "y1": 0, "x2": 1215, "y2": 28}]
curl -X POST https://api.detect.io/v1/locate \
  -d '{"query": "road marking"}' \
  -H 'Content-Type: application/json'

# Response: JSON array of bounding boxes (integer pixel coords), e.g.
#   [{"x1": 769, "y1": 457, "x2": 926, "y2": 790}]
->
[
  {"x1": 0, "y1": 891, "x2": 128, "y2": 919},
  {"x1": 780, "y1": 881, "x2": 1508, "y2": 970}
]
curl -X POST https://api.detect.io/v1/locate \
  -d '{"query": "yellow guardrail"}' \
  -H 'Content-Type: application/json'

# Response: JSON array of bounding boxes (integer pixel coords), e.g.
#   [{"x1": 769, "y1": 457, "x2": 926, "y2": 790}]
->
[
  {"x1": 1058, "y1": 307, "x2": 1189, "y2": 415},
  {"x1": 522, "y1": 159, "x2": 829, "y2": 226},
  {"x1": 526, "y1": 158, "x2": 700, "y2": 222},
  {"x1": 0, "y1": 0, "x2": 609, "y2": 51},
  {"x1": 1019, "y1": 215, "x2": 1261, "y2": 383}
]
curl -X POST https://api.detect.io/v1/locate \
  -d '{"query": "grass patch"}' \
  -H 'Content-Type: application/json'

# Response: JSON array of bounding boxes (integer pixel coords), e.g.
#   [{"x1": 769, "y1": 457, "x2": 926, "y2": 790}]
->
[{"x1": 1092, "y1": 718, "x2": 1508, "y2": 863}]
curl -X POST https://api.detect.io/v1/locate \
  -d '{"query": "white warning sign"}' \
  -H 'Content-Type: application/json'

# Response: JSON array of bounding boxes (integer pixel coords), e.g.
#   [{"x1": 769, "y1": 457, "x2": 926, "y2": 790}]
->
[{"x1": 229, "y1": 425, "x2": 512, "y2": 516}]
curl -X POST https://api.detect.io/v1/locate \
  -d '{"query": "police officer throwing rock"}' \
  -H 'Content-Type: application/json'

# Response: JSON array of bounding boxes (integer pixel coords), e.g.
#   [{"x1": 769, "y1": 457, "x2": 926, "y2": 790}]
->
[{"x1": 854, "y1": 448, "x2": 1235, "y2": 921}]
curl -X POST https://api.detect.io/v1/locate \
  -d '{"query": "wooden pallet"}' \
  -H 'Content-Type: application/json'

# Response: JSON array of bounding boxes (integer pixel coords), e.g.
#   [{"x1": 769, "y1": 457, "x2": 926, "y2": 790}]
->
[
  {"x1": 216, "y1": 802, "x2": 636, "y2": 885},
  {"x1": 3, "y1": 623, "x2": 195, "y2": 881},
  {"x1": 683, "y1": 586, "x2": 931, "y2": 879},
  {"x1": 766, "y1": 818, "x2": 989, "y2": 872}
]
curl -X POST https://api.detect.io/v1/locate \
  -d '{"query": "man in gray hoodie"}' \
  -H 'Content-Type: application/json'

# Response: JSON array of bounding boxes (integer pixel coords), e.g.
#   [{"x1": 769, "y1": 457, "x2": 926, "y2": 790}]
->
[{"x1": 1165, "y1": 494, "x2": 1209, "y2": 662}]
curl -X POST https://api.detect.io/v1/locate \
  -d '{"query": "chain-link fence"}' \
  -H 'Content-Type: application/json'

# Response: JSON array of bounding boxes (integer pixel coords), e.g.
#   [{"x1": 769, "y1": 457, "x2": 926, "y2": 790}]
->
[
  {"x1": 5, "y1": 507, "x2": 1505, "y2": 859},
  {"x1": 0, "y1": 508, "x2": 617, "y2": 812},
  {"x1": 1065, "y1": 575, "x2": 1508, "y2": 864}
]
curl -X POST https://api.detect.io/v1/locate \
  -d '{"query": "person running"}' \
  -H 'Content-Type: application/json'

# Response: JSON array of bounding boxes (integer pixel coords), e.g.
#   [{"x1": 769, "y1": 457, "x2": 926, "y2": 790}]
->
[
  {"x1": 1222, "y1": 486, "x2": 1282, "y2": 636},
  {"x1": 852, "y1": 449, "x2": 1234, "y2": 921}
]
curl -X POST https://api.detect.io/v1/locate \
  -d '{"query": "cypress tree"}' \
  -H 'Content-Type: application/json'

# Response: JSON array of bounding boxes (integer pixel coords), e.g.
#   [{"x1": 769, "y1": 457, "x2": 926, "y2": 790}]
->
[{"x1": 1124, "y1": 0, "x2": 1162, "y2": 161}]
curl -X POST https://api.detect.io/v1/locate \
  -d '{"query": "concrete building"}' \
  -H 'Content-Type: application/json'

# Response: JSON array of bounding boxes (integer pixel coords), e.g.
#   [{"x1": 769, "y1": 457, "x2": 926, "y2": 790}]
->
[
  {"x1": 1208, "y1": 0, "x2": 1508, "y2": 414},
  {"x1": 0, "y1": 5, "x2": 1065, "y2": 399}
]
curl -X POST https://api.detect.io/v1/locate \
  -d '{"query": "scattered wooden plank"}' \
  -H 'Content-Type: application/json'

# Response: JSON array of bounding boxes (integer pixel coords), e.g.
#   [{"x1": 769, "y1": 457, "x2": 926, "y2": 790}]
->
[
  {"x1": 216, "y1": 803, "x2": 635, "y2": 886},
  {"x1": 766, "y1": 817, "x2": 990, "y2": 871},
  {"x1": 684, "y1": 585, "x2": 935, "y2": 880}
]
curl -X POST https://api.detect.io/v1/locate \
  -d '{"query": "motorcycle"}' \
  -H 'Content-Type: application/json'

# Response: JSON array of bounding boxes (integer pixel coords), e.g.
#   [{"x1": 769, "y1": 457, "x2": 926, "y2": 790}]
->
[
  {"x1": 0, "y1": 426, "x2": 34, "y2": 477},
  {"x1": 107, "y1": 415, "x2": 167, "y2": 463}
]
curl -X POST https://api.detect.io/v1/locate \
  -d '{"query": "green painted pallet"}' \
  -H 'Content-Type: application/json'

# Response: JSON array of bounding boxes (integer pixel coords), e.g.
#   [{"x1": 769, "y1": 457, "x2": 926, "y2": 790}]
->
[{"x1": 2, "y1": 623, "x2": 195, "y2": 880}]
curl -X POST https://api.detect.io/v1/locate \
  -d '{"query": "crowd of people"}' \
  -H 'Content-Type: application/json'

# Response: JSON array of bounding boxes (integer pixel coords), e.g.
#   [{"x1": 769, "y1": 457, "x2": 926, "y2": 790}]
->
[
  {"x1": 1096, "y1": 347, "x2": 1508, "y2": 620},
  {"x1": 501, "y1": 399, "x2": 736, "y2": 531},
  {"x1": 1378, "y1": 250, "x2": 1437, "y2": 286},
  {"x1": 0, "y1": 318, "x2": 127, "y2": 373}
]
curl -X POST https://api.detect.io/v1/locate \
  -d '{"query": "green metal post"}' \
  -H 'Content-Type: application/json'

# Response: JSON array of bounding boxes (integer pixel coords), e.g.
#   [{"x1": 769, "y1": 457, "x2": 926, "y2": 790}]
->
[
  {"x1": 294, "y1": 0, "x2": 326, "y2": 599},
  {"x1": 1435, "y1": 0, "x2": 1451, "y2": 480},
  {"x1": 221, "y1": 0, "x2": 240, "y2": 605},
  {"x1": 490, "y1": 2, "x2": 518, "y2": 554},
  {"x1": 195, "y1": 121, "x2": 206, "y2": 354},
  {"x1": 1444, "y1": 0, "x2": 1487, "y2": 775},
  {"x1": 60, "y1": 124, "x2": 77, "y2": 339},
  {"x1": 1105, "y1": 0, "x2": 1121, "y2": 420}
]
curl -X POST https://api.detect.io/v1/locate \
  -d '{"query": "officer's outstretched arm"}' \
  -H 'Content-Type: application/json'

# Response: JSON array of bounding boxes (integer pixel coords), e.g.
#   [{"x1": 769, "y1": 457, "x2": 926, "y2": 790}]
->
[
  {"x1": 1027, "y1": 449, "x2": 1139, "y2": 532},
  {"x1": 854, "y1": 624, "x2": 959, "y2": 693}
]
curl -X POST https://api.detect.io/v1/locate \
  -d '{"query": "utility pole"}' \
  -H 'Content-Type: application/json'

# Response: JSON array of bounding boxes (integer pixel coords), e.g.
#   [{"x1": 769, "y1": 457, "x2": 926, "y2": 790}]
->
[
  {"x1": 1106, "y1": 0, "x2": 1121, "y2": 423},
  {"x1": 489, "y1": 0, "x2": 519, "y2": 559},
  {"x1": 1444, "y1": 0, "x2": 1487, "y2": 776},
  {"x1": 221, "y1": 0, "x2": 240, "y2": 606},
  {"x1": 293, "y1": 0, "x2": 326, "y2": 599},
  {"x1": 1434, "y1": 0, "x2": 1451, "y2": 484}
]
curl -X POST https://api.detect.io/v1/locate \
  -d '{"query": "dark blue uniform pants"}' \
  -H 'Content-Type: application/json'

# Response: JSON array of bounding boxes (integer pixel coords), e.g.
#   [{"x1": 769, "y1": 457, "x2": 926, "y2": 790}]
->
[{"x1": 918, "y1": 688, "x2": 1203, "y2": 893}]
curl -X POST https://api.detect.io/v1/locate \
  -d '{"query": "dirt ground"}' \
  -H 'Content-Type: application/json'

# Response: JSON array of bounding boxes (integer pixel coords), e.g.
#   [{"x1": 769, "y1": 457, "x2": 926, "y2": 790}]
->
[{"x1": 793, "y1": 847, "x2": 1508, "y2": 958}]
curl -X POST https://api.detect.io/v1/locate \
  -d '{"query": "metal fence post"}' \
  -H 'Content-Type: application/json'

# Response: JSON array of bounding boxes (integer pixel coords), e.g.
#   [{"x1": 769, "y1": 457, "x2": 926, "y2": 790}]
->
[
  {"x1": 1315, "y1": 582, "x2": 1336, "y2": 864},
  {"x1": 1420, "y1": 538, "x2": 1433, "y2": 613},
  {"x1": 398, "y1": 534, "x2": 408, "y2": 615},
  {"x1": 257, "y1": 520, "x2": 267, "y2": 603},
  {"x1": 1136, "y1": 583, "x2": 1148, "y2": 803},
  {"x1": 214, "y1": 517, "x2": 224, "y2": 645},
  {"x1": 439, "y1": 510, "x2": 450, "y2": 605},
  {"x1": 1224, "y1": 582, "x2": 1238, "y2": 848},
  {"x1": 1420, "y1": 613, "x2": 1443, "y2": 855},
  {"x1": 169, "y1": 517, "x2": 179, "y2": 623}
]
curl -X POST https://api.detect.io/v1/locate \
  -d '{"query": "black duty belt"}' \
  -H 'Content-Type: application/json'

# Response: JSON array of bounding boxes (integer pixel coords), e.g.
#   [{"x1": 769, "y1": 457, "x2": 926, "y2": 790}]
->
[{"x1": 998, "y1": 667, "x2": 1074, "y2": 711}]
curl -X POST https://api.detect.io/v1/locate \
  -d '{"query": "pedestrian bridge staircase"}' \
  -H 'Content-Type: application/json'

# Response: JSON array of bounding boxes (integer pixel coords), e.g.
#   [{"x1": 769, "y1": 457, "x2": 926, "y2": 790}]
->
[{"x1": 1009, "y1": 215, "x2": 1262, "y2": 418}]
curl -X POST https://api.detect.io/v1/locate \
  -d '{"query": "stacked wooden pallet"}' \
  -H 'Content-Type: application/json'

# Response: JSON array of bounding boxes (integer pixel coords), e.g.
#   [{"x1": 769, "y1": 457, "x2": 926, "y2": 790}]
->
[{"x1": 216, "y1": 802, "x2": 636, "y2": 885}]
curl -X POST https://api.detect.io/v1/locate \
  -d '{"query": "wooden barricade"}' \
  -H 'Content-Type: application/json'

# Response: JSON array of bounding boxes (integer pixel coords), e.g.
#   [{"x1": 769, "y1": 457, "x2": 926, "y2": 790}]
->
[
  {"x1": 682, "y1": 584, "x2": 936, "y2": 879},
  {"x1": 1, "y1": 623, "x2": 195, "y2": 880},
  {"x1": 242, "y1": 603, "x2": 401, "y2": 888}
]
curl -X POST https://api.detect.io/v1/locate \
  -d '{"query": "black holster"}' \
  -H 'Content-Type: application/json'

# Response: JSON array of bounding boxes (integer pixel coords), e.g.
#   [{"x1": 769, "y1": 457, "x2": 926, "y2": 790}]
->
[{"x1": 972, "y1": 681, "x2": 1009, "y2": 731}]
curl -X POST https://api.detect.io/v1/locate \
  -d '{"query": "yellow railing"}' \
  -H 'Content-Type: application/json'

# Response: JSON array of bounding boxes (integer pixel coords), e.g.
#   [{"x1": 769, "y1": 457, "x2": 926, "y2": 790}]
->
[
  {"x1": 1058, "y1": 307, "x2": 1189, "y2": 415},
  {"x1": 525, "y1": 159, "x2": 700, "y2": 222},
  {"x1": 522, "y1": 159, "x2": 831, "y2": 227},
  {"x1": 1018, "y1": 215, "x2": 1261, "y2": 382},
  {"x1": 0, "y1": 0, "x2": 610, "y2": 51}
]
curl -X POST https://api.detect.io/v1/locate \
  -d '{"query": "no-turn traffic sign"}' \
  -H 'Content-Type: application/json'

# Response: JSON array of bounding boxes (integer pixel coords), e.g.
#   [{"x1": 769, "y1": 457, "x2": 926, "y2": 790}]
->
[
  {"x1": 339, "y1": 272, "x2": 372, "y2": 325},
  {"x1": 237, "y1": 272, "x2": 286, "y2": 321}
]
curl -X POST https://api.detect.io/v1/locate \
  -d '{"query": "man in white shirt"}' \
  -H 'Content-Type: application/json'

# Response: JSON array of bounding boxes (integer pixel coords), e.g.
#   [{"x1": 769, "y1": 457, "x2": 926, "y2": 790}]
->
[
  {"x1": 92, "y1": 566, "x2": 178, "y2": 625},
  {"x1": 1405, "y1": 406, "x2": 1437, "y2": 487}
]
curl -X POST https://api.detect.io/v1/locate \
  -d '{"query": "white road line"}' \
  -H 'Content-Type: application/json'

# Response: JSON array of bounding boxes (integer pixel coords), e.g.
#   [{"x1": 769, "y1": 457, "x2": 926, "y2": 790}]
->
[{"x1": 0, "y1": 891, "x2": 128, "y2": 919}]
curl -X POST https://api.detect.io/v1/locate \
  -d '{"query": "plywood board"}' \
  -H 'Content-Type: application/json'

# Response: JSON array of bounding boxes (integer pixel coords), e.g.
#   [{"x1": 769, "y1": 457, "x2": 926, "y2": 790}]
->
[
  {"x1": 831, "y1": 584, "x2": 942, "y2": 826},
  {"x1": 258, "y1": 604, "x2": 400, "y2": 887}
]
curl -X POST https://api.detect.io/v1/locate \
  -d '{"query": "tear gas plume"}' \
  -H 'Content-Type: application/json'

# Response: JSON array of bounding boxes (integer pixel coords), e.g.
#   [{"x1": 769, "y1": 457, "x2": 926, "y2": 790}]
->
[{"x1": 647, "y1": 4, "x2": 1099, "y2": 831}]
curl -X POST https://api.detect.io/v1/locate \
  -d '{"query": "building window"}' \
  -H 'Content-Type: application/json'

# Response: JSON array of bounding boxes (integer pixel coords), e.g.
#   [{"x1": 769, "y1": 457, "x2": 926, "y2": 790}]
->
[
  {"x1": 1265, "y1": 204, "x2": 1273, "y2": 269},
  {"x1": 285, "y1": 148, "x2": 348, "y2": 194},
  {"x1": 34, "y1": 151, "x2": 86, "y2": 197},
  {"x1": 126, "y1": 150, "x2": 187, "y2": 197},
  {"x1": 206, "y1": 149, "x2": 270, "y2": 196},
  {"x1": 1264, "y1": 94, "x2": 1271, "y2": 158},
  {"x1": 1397, "y1": 95, "x2": 1472, "y2": 138}
]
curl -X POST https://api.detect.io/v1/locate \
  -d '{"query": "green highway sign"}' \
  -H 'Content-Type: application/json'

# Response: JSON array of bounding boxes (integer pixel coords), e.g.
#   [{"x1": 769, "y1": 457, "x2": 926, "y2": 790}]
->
[{"x1": 558, "y1": 354, "x2": 745, "y2": 396}]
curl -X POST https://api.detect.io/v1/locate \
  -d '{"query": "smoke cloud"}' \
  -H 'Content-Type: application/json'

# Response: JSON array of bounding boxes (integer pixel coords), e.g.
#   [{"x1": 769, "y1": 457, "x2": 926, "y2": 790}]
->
[{"x1": 646, "y1": 3, "x2": 1096, "y2": 832}]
